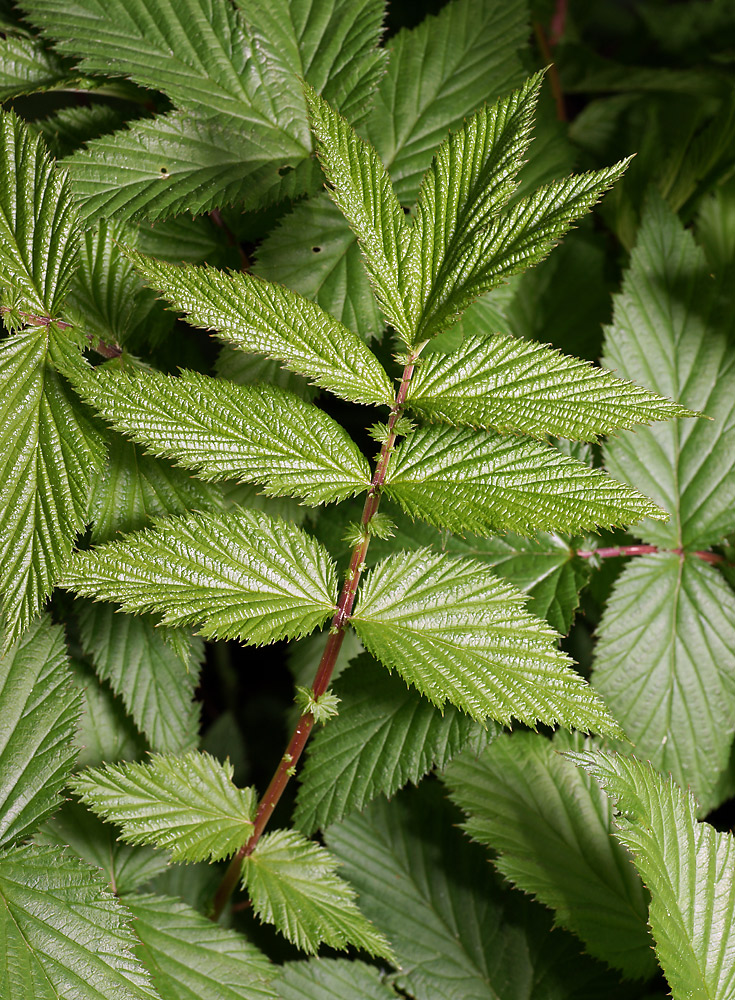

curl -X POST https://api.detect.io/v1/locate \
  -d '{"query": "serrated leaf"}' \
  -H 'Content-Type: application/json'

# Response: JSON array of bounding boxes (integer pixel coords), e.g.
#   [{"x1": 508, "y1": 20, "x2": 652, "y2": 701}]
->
[
  {"x1": 295, "y1": 654, "x2": 495, "y2": 835},
  {"x1": 592, "y1": 552, "x2": 735, "y2": 815},
  {"x1": 407, "y1": 331, "x2": 692, "y2": 440},
  {"x1": 125, "y1": 892, "x2": 277, "y2": 1000},
  {"x1": 351, "y1": 547, "x2": 622, "y2": 735},
  {"x1": 0, "y1": 330, "x2": 105, "y2": 645},
  {"x1": 35, "y1": 103, "x2": 139, "y2": 161},
  {"x1": 128, "y1": 251, "x2": 394, "y2": 406},
  {"x1": 572, "y1": 750, "x2": 735, "y2": 1000},
  {"x1": 0, "y1": 33, "x2": 75, "y2": 100},
  {"x1": 0, "y1": 109, "x2": 80, "y2": 315},
  {"x1": 35, "y1": 801, "x2": 169, "y2": 895},
  {"x1": 0, "y1": 615, "x2": 80, "y2": 848},
  {"x1": 77, "y1": 602, "x2": 202, "y2": 754},
  {"x1": 277, "y1": 959, "x2": 400, "y2": 1000},
  {"x1": 90, "y1": 434, "x2": 223, "y2": 544},
  {"x1": 326, "y1": 782, "x2": 629, "y2": 1000},
  {"x1": 63, "y1": 507, "x2": 338, "y2": 644},
  {"x1": 71, "y1": 751, "x2": 257, "y2": 863},
  {"x1": 70, "y1": 658, "x2": 148, "y2": 768},
  {"x1": 384, "y1": 424, "x2": 666, "y2": 536},
  {"x1": 603, "y1": 193, "x2": 735, "y2": 549},
  {"x1": 76, "y1": 365, "x2": 372, "y2": 504},
  {"x1": 242, "y1": 827, "x2": 392, "y2": 958},
  {"x1": 216, "y1": 344, "x2": 314, "y2": 400},
  {"x1": 0, "y1": 843, "x2": 157, "y2": 1000},
  {"x1": 444, "y1": 731, "x2": 655, "y2": 979}
]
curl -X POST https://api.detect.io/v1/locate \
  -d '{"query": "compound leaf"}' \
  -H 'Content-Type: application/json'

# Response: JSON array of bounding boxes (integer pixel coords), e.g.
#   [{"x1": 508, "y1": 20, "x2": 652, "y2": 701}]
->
[
  {"x1": 351, "y1": 548, "x2": 623, "y2": 735},
  {"x1": 0, "y1": 616, "x2": 80, "y2": 848},
  {"x1": 384, "y1": 424, "x2": 666, "y2": 536},
  {"x1": 71, "y1": 751, "x2": 257, "y2": 863},
  {"x1": 242, "y1": 827, "x2": 392, "y2": 958},
  {"x1": 572, "y1": 750, "x2": 735, "y2": 1000},
  {"x1": 63, "y1": 508, "x2": 338, "y2": 645}
]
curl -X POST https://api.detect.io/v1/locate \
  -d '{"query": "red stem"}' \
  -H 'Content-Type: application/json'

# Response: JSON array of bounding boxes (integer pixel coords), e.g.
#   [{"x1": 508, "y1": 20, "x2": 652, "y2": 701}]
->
[
  {"x1": 0, "y1": 306, "x2": 122, "y2": 358},
  {"x1": 211, "y1": 358, "x2": 417, "y2": 921},
  {"x1": 532, "y1": 23, "x2": 567, "y2": 122},
  {"x1": 577, "y1": 543, "x2": 725, "y2": 565}
]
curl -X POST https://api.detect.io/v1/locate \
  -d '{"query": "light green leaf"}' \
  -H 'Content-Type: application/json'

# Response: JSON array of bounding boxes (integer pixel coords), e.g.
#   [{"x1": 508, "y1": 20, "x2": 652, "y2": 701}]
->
[
  {"x1": 128, "y1": 251, "x2": 394, "y2": 406},
  {"x1": 444, "y1": 731, "x2": 655, "y2": 979},
  {"x1": 242, "y1": 827, "x2": 392, "y2": 958},
  {"x1": 71, "y1": 751, "x2": 257, "y2": 863},
  {"x1": 77, "y1": 365, "x2": 372, "y2": 504},
  {"x1": 326, "y1": 782, "x2": 628, "y2": 1000},
  {"x1": 90, "y1": 434, "x2": 223, "y2": 544},
  {"x1": 384, "y1": 424, "x2": 666, "y2": 536},
  {"x1": 35, "y1": 801, "x2": 169, "y2": 895},
  {"x1": 295, "y1": 654, "x2": 494, "y2": 835},
  {"x1": 592, "y1": 553, "x2": 735, "y2": 815},
  {"x1": 0, "y1": 616, "x2": 79, "y2": 848},
  {"x1": 304, "y1": 85, "x2": 413, "y2": 343},
  {"x1": 0, "y1": 33, "x2": 75, "y2": 100},
  {"x1": 0, "y1": 843, "x2": 157, "y2": 999},
  {"x1": 0, "y1": 109, "x2": 80, "y2": 315},
  {"x1": 571, "y1": 750, "x2": 735, "y2": 1000},
  {"x1": 407, "y1": 331, "x2": 692, "y2": 440},
  {"x1": 277, "y1": 958, "x2": 400, "y2": 1000},
  {"x1": 63, "y1": 507, "x2": 338, "y2": 644},
  {"x1": 77, "y1": 602, "x2": 202, "y2": 754},
  {"x1": 603, "y1": 193, "x2": 735, "y2": 549},
  {"x1": 351, "y1": 548, "x2": 623, "y2": 735},
  {"x1": 125, "y1": 892, "x2": 277, "y2": 1000},
  {"x1": 0, "y1": 330, "x2": 105, "y2": 645}
]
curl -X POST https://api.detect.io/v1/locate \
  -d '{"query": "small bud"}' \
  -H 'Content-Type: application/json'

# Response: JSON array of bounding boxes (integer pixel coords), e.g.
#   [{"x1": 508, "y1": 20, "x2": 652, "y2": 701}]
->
[{"x1": 294, "y1": 686, "x2": 341, "y2": 725}]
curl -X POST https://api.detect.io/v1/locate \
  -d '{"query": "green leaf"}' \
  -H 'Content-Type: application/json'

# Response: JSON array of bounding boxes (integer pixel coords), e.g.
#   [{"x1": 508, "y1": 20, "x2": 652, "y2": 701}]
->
[
  {"x1": 407, "y1": 331, "x2": 693, "y2": 440},
  {"x1": 128, "y1": 250, "x2": 394, "y2": 406},
  {"x1": 242, "y1": 827, "x2": 393, "y2": 958},
  {"x1": 71, "y1": 751, "x2": 257, "y2": 863},
  {"x1": 77, "y1": 602, "x2": 202, "y2": 754},
  {"x1": 63, "y1": 507, "x2": 338, "y2": 644},
  {"x1": 125, "y1": 892, "x2": 277, "y2": 1000},
  {"x1": 326, "y1": 782, "x2": 630, "y2": 1000},
  {"x1": 0, "y1": 109, "x2": 80, "y2": 315},
  {"x1": 0, "y1": 615, "x2": 79, "y2": 848},
  {"x1": 591, "y1": 553, "x2": 735, "y2": 815},
  {"x1": 0, "y1": 33, "x2": 75, "y2": 101},
  {"x1": 571, "y1": 750, "x2": 735, "y2": 1000},
  {"x1": 70, "y1": 658, "x2": 148, "y2": 768},
  {"x1": 294, "y1": 654, "x2": 495, "y2": 834},
  {"x1": 603, "y1": 192, "x2": 735, "y2": 549},
  {"x1": 90, "y1": 434, "x2": 223, "y2": 544},
  {"x1": 216, "y1": 344, "x2": 314, "y2": 400},
  {"x1": 35, "y1": 801, "x2": 169, "y2": 894},
  {"x1": 277, "y1": 959, "x2": 400, "y2": 1000},
  {"x1": 444, "y1": 731, "x2": 655, "y2": 979},
  {"x1": 304, "y1": 85, "x2": 413, "y2": 343},
  {"x1": 35, "y1": 103, "x2": 140, "y2": 161},
  {"x1": 384, "y1": 424, "x2": 666, "y2": 536},
  {"x1": 0, "y1": 843, "x2": 157, "y2": 999},
  {"x1": 351, "y1": 547, "x2": 623, "y2": 735},
  {"x1": 76, "y1": 365, "x2": 372, "y2": 504},
  {"x1": 0, "y1": 329, "x2": 105, "y2": 645}
]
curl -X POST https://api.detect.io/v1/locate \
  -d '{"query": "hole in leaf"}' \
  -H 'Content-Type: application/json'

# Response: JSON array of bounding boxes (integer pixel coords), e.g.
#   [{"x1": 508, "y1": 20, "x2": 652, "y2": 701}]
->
[
  {"x1": 312, "y1": 246, "x2": 322, "y2": 253},
  {"x1": 278, "y1": 165, "x2": 293, "y2": 177}
]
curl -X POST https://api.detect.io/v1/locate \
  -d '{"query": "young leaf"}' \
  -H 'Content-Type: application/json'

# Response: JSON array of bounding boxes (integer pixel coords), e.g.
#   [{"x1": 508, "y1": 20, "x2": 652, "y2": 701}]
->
[
  {"x1": 592, "y1": 553, "x2": 735, "y2": 815},
  {"x1": 242, "y1": 827, "x2": 393, "y2": 958},
  {"x1": 0, "y1": 330, "x2": 105, "y2": 645},
  {"x1": 294, "y1": 655, "x2": 495, "y2": 835},
  {"x1": 571, "y1": 750, "x2": 735, "y2": 1000},
  {"x1": 277, "y1": 958, "x2": 401, "y2": 1000},
  {"x1": 77, "y1": 602, "x2": 202, "y2": 754},
  {"x1": 128, "y1": 250, "x2": 394, "y2": 406},
  {"x1": 603, "y1": 192, "x2": 735, "y2": 549},
  {"x1": 407, "y1": 331, "x2": 693, "y2": 440},
  {"x1": 0, "y1": 616, "x2": 80, "y2": 848},
  {"x1": 0, "y1": 109, "x2": 80, "y2": 315},
  {"x1": 443, "y1": 731, "x2": 655, "y2": 980},
  {"x1": 70, "y1": 751, "x2": 257, "y2": 862},
  {"x1": 63, "y1": 508, "x2": 338, "y2": 644},
  {"x1": 326, "y1": 782, "x2": 628, "y2": 1000},
  {"x1": 351, "y1": 548, "x2": 623, "y2": 735},
  {"x1": 0, "y1": 844, "x2": 157, "y2": 1000},
  {"x1": 76, "y1": 365, "x2": 372, "y2": 504},
  {"x1": 125, "y1": 893, "x2": 278, "y2": 1000},
  {"x1": 384, "y1": 424, "x2": 666, "y2": 536}
]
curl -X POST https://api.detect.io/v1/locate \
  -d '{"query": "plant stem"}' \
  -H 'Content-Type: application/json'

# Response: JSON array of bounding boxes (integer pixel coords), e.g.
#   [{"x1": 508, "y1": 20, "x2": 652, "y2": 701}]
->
[
  {"x1": 211, "y1": 356, "x2": 418, "y2": 921},
  {"x1": 533, "y1": 22, "x2": 567, "y2": 122},
  {"x1": 0, "y1": 306, "x2": 122, "y2": 358},
  {"x1": 577, "y1": 543, "x2": 725, "y2": 565}
]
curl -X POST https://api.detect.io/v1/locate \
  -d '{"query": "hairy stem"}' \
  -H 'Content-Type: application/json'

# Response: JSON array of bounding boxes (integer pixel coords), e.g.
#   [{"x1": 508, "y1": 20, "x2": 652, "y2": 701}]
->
[{"x1": 211, "y1": 356, "x2": 418, "y2": 921}]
